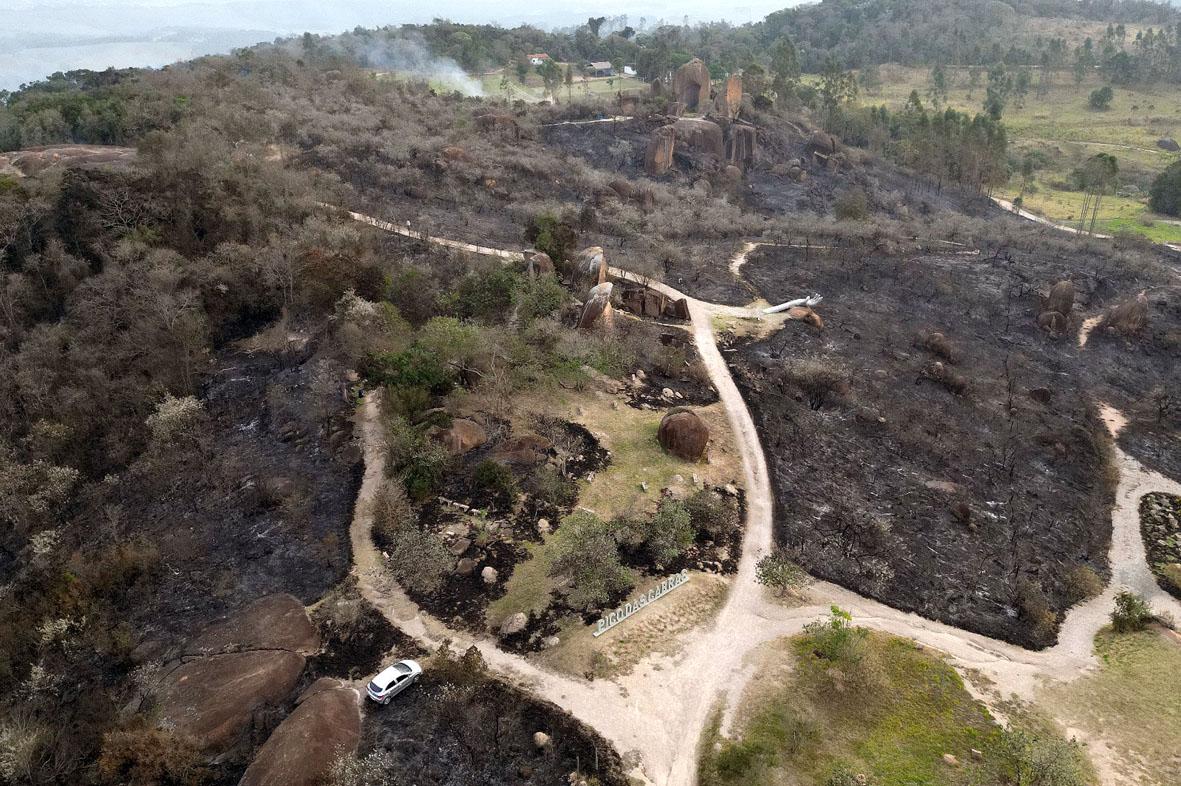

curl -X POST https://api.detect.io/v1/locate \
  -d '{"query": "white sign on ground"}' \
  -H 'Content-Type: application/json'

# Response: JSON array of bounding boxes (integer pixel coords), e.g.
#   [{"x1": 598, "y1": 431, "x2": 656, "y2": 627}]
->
[{"x1": 592, "y1": 570, "x2": 690, "y2": 637}]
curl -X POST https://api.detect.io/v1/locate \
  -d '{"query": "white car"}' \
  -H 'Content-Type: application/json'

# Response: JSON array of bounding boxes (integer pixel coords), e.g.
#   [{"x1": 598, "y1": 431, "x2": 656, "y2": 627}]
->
[{"x1": 366, "y1": 660, "x2": 422, "y2": 704}]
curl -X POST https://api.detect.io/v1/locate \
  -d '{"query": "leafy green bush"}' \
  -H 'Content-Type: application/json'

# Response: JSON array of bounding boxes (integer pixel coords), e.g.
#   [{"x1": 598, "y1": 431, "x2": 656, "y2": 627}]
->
[
  {"x1": 366, "y1": 345, "x2": 454, "y2": 395},
  {"x1": 755, "y1": 551, "x2": 809, "y2": 596},
  {"x1": 1111, "y1": 589, "x2": 1155, "y2": 633},
  {"x1": 472, "y1": 459, "x2": 517, "y2": 498},
  {"x1": 373, "y1": 479, "x2": 451, "y2": 594},
  {"x1": 1088, "y1": 85, "x2": 1113, "y2": 110},
  {"x1": 803, "y1": 606, "x2": 865, "y2": 664},
  {"x1": 1000, "y1": 728, "x2": 1091, "y2": 786},
  {"x1": 640, "y1": 501, "x2": 694, "y2": 566},
  {"x1": 516, "y1": 274, "x2": 567, "y2": 323},
  {"x1": 549, "y1": 511, "x2": 633, "y2": 611},
  {"x1": 524, "y1": 212, "x2": 577, "y2": 264},
  {"x1": 455, "y1": 266, "x2": 522, "y2": 324},
  {"x1": 684, "y1": 490, "x2": 740, "y2": 539},
  {"x1": 1149, "y1": 160, "x2": 1181, "y2": 217}
]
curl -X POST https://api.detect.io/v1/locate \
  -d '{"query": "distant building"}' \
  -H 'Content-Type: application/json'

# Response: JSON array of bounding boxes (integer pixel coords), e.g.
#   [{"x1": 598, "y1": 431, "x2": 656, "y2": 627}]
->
[
  {"x1": 528, "y1": 53, "x2": 551, "y2": 66},
  {"x1": 623, "y1": 65, "x2": 637, "y2": 76},
  {"x1": 586, "y1": 61, "x2": 615, "y2": 77}
]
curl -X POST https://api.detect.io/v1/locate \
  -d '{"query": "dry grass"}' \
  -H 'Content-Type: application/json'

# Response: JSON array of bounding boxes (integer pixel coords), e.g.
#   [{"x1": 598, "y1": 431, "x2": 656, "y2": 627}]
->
[{"x1": 538, "y1": 571, "x2": 729, "y2": 679}]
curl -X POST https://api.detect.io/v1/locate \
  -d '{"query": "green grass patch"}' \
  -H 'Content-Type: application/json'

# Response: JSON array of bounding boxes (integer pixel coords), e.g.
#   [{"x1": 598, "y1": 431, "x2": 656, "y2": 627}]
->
[
  {"x1": 1043, "y1": 627, "x2": 1181, "y2": 785},
  {"x1": 700, "y1": 631, "x2": 1012, "y2": 786}
]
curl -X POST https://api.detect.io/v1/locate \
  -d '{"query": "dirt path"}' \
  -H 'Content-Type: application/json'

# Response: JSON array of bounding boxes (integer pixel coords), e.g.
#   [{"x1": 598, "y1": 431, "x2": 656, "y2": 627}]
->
[{"x1": 340, "y1": 206, "x2": 1181, "y2": 785}]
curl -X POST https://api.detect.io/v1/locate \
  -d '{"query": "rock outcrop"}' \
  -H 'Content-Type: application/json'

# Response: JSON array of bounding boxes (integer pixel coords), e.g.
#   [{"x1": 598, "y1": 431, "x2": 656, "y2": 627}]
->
[
  {"x1": 1045, "y1": 280, "x2": 1075, "y2": 317},
  {"x1": 726, "y1": 124, "x2": 757, "y2": 169},
  {"x1": 658, "y1": 409, "x2": 710, "y2": 461},
  {"x1": 493, "y1": 434, "x2": 553, "y2": 465},
  {"x1": 645, "y1": 125, "x2": 677, "y2": 176},
  {"x1": 617, "y1": 282, "x2": 691, "y2": 321},
  {"x1": 1038, "y1": 280, "x2": 1075, "y2": 335},
  {"x1": 189, "y1": 594, "x2": 320, "y2": 656},
  {"x1": 673, "y1": 58, "x2": 711, "y2": 112},
  {"x1": 673, "y1": 118, "x2": 725, "y2": 160},
  {"x1": 576, "y1": 246, "x2": 608, "y2": 285},
  {"x1": 715, "y1": 72, "x2": 743, "y2": 121},
  {"x1": 438, "y1": 419, "x2": 488, "y2": 455},
  {"x1": 527, "y1": 252, "x2": 554, "y2": 278},
  {"x1": 156, "y1": 650, "x2": 307, "y2": 752},
  {"x1": 578, "y1": 282, "x2": 614, "y2": 330},
  {"x1": 238, "y1": 679, "x2": 362, "y2": 786},
  {"x1": 1103, "y1": 291, "x2": 1149, "y2": 335}
]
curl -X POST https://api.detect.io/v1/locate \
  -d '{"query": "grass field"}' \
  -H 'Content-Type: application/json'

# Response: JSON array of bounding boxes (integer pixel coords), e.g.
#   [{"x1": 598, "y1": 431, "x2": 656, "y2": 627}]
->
[
  {"x1": 856, "y1": 64, "x2": 1181, "y2": 243},
  {"x1": 1040, "y1": 627, "x2": 1181, "y2": 785},
  {"x1": 701, "y1": 631, "x2": 1014, "y2": 786}
]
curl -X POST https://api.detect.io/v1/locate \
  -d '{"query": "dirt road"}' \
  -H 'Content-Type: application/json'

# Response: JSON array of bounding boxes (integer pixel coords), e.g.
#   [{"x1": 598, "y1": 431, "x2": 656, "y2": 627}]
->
[{"x1": 341, "y1": 206, "x2": 1181, "y2": 785}]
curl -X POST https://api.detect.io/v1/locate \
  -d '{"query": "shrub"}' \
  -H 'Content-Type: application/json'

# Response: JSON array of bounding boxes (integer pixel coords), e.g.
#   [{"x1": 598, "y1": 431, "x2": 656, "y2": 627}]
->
[
  {"x1": 549, "y1": 511, "x2": 633, "y2": 610},
  {"x1": 803, "y1": 606, "x2": 865, "y2": 664},
  {"x1": 400, "y1": 440, "x2": 450, "y2": 501},
  {"x1": 471, "y1": 459, "x2": 517, "y2": 498},
  {"x1": 1111, "y1": 589, "x2": 1154, "y2": 632},
  {"x1": 783, "y1": 359, "x2": 849, "y2": 410},
  {"x1": 524, "y1": 212, "x2": 577, "y2": 264},
  {"x1": 1149, "y1": 160, "x2": 1181, "y2": 217},
  {"x1": 1088, "y1": 85, "x2": 1113, "y2": 110},
  {"x1": 373, "y1": 479, "x2": 451, "y2": 594},
  {"x1": 684, "y1": 490, "x2": 740, "y2": 539},
  {"x1": 640, "y1": 501, "x2": 695, "y2": 566},
  {"x1": 1063, "y1": 565, "x2": 1105, "y2": 604},
  {"x1": 366, "y1": 345, "x2": 454, "y2": 395},
  {"x1": 516, "y1": 274, "x2": 566, "y2": 323},
  {"x1": 755, "y1": 551, "x2": 810, "y2": 596},
  {"x1": 834, "y1": 187, "x2": 868, "y2": 220},
  {"x1": 1001, "y1": 729, "x2": 1090, "y2": 786},
  {"x1": 1017, "y1": 580, "x2": 1058, "y2": 643},
  {"x1": 523, "y1": 465, "x2": 578, "y2": 508},
  {"x1": 0, "y1": 713, "x2": 47, "y2": 784},
  {"x1": 97, "y1": 725, "x2": 210, "y2": 786},
  {"x1": 455, "y1": 266, "x2": 522, "y2": 324}
]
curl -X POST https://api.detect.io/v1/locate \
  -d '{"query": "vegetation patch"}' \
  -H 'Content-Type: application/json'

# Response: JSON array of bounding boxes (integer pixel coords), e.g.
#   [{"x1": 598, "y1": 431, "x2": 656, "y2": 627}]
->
[
  {"x1": 1140, "y1": 493, "x2": 1181, "y2": 599},
  {"x1": 700, "y1": 609, "x2": 1093, "y2": 786},
  {"x1": 1041, "y1": 627, "x2": 1181, "y2": 786}
]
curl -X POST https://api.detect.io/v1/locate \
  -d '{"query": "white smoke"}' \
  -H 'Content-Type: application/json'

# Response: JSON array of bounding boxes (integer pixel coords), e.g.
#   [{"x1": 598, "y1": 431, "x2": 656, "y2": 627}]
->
[{"x1": 360, "y1": 33, "x2": 484, "y2": 97}]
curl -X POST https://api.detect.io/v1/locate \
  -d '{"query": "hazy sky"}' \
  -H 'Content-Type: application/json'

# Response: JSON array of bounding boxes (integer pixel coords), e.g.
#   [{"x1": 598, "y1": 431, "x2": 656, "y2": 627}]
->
[{"x1": 1, "y1": 0, "x2": 800, "y2": 90}]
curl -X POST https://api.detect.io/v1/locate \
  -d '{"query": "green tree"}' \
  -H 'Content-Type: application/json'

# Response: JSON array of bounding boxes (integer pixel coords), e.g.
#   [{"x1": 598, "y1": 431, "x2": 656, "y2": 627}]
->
[
  {"x1": 549, "y1": 511, "x2": 633, "y2": 611},
  {"x1": 1001, "y1": 729, "x2": 1091, "y2": 786},
  {"x1": 818, "y1": 58, "x2": 858, "y2": 131},
  {"x1": 1149, "y1": 160, "x2": 1181, "y2": 217},
  {"x1": 927, "y1": 63, "x2": 948, "y2": 107},
  {"x1": 769, "y1": 36, "x2": 801, "y2": 98},
  {"x1": 1075, "y1": 152, "x2": 1118, "y2": 234},
  {"x1": 984, "y1": 63, "x2": 1012, "y2": 120},
  {"x1": 538, "y1": 59, "x2": 563, "y2": 99},
  {"x1": 564, "y1": 63, "x2": 574, "y2": 100},
  {"x1": 1088, "y1": 85, "x2": 1113, "y2": 110}
]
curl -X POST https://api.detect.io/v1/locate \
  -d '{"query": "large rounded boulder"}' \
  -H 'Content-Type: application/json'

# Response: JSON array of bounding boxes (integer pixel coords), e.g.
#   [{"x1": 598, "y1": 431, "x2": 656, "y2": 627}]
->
[
  {"x1": 238, "y1": 679, "x2": 362, "y2": 786},
  {"x1": 438, "y1": 419, "x2": 487, "y2": 456},
  {"x1": 672, "y1": 58, "x2": 711, "y2": 111},
  {"x1": 190, "y1": 594, "x2": 320, "y2": 656},
  {"x1": 657, "y1": 409, "x2": 710, "y2": 461}
]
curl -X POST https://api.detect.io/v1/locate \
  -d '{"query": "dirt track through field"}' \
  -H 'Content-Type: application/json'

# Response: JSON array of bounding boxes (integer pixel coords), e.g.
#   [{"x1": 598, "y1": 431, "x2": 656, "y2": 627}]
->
[{"x1": 341, "y1": 205, "x2": 1181, "y2": 786}]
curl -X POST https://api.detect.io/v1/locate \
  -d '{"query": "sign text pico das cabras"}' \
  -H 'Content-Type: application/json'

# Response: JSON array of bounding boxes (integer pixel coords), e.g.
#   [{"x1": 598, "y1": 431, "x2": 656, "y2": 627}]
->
[{"x1": 592, "y1": 570, "x2": 690, "y2": 637}]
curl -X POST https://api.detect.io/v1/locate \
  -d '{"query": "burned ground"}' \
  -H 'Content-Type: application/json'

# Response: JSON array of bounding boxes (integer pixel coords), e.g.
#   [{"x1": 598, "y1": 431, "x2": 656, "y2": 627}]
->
[
  {"x1": 360, "y1": 650, "x2": 628, "y2": 786},
  {"x1": 111, "y1": 336, "x2": 360, "y2": 645},
  {"x1": 732, "y1": 242, "x2": 1122, "y2": 648}
]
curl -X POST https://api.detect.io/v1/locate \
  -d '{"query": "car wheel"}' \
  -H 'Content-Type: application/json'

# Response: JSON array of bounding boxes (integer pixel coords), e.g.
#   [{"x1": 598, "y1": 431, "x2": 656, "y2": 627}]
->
[{"x1": 382, "y1": 696, "x2": 390, "y2": 705}]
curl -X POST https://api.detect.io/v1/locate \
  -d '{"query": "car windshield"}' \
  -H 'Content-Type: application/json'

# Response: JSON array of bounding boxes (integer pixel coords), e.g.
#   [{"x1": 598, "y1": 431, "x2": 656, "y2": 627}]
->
[
  {"x1": 368, "y1": 681, "x2": 383, "y2": 693},
  {"x1": 394, "y1": 663, "x2": 412, "y2": 675}
]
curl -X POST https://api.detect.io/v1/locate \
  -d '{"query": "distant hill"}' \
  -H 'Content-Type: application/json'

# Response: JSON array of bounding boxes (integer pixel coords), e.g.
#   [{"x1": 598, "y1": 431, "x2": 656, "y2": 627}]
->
[{"x1": 760, "y1": 0, "x2": 1181, "y2": 69}]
